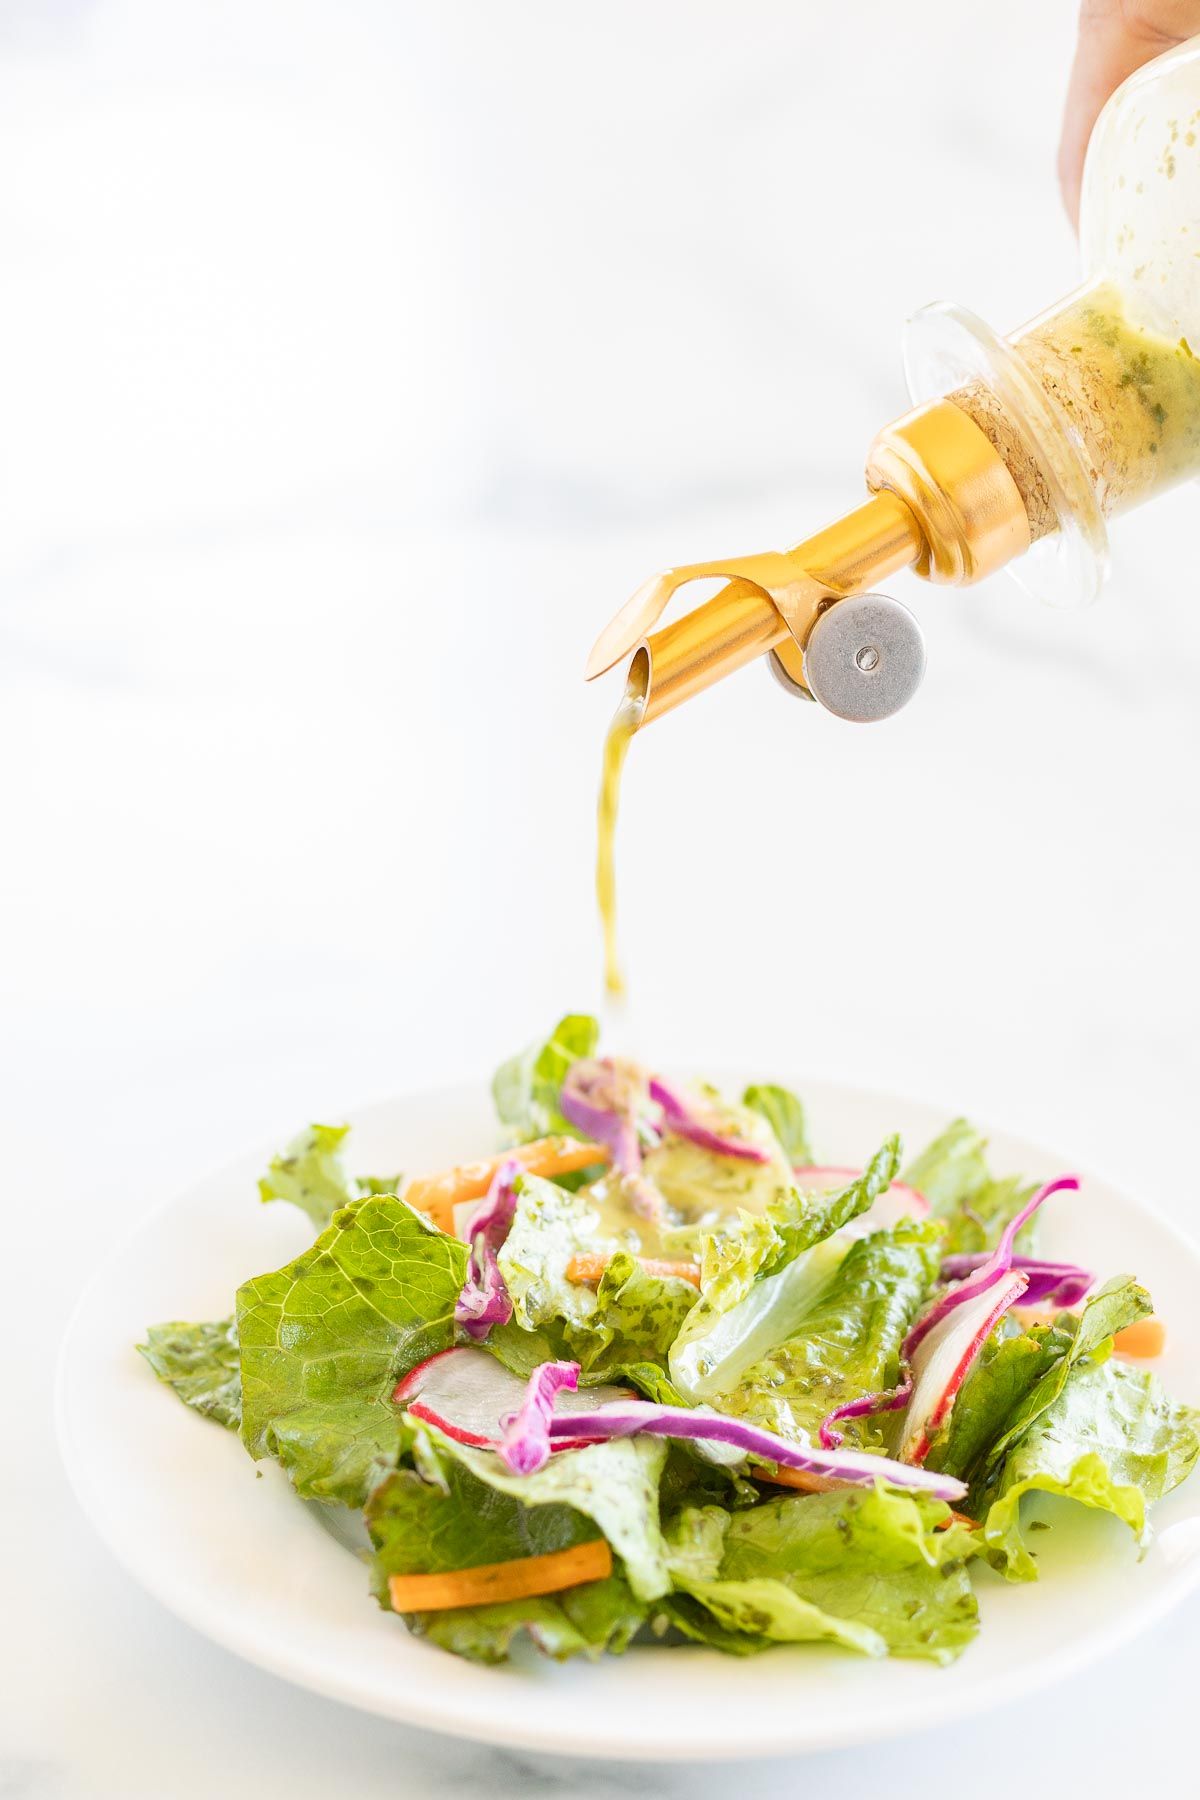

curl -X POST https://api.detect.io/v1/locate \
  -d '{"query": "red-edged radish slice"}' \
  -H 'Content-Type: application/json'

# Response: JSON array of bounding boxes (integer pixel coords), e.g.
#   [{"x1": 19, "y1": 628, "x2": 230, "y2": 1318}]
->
[
  {"x1": 899, "y1": 1269, "x2": 1029, "y2": 1465},
  {"x1": 793, "y1": 1164, "x2": 929, "y2": 1236},
  {"x1": 394, "y1": 1346, "x2": 633, "y2": 1451}
]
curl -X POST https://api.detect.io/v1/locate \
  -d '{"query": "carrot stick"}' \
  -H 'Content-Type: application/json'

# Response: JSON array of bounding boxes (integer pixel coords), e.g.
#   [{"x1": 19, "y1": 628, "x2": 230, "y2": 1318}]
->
[
  {"x1": 1113, "y1": 1316, "x2": 1166, "y2": 1359},
  {"x1": 388, "y1": 1539, "x2": 613, "y2": 1612},
  {"x1": 751, "y1": 1465, "x2": 841, "y2": 1497},
  {"x1": 405, "y1": 1137, "x2": 608, "y2": 1234},
  {"x1": 566, "y1": 1252, "x2": 702, "y2": 1289}
]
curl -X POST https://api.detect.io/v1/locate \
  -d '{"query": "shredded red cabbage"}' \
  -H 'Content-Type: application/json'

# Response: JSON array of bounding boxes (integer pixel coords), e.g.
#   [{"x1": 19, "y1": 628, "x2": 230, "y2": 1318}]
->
[
  {"x1": 559, "y1": 1058, "x2": 666, "y2": 1220},
  {"x1": 498, "y1": 1361, "x2": 579, "y2": 1474},
  {"x1": 560, "y1": 1058, "x2": 656, "y2": 1172},
  {"x1": 648, "y1": 1075, "x2": 771, "y2": 1164},
  {"x1": 939, "y1": 1253, "x2": 1092, "y2": 1309},
  {"x1": 496, "y1": 1361, "x2": 966, "y2": 1500},
  {"x1": 904, "y1": 1174, "x2": 1080, "y2": 1359},
  {"x1": 819, "y1": 1378, "x2": 913, "y2": 1451},
  {"x1": 453, "y1": 1158, "x2": 519, "y2": 1341},
  {"x1": 558, "y1": 1059, "x2": 768, "y2": 1233}
]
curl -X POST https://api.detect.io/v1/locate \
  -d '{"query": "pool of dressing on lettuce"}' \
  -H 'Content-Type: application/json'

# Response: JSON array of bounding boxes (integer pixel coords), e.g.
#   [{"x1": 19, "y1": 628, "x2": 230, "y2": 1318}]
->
[{"x1": 581, "y1": 1104, "x2": 796, "y2": 1262}]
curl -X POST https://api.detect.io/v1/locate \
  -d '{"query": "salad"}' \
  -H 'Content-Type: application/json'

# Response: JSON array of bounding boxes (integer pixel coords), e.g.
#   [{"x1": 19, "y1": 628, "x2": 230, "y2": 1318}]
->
[{"x1": 140, "y1": 1015, "x2": 1199, "y2": 1668}]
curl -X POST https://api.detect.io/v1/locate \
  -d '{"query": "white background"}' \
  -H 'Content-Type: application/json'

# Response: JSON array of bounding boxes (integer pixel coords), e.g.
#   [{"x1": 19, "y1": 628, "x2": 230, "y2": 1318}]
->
[{"x1": 4, "y1": 2, "x2": 1199, "y2": 1794}]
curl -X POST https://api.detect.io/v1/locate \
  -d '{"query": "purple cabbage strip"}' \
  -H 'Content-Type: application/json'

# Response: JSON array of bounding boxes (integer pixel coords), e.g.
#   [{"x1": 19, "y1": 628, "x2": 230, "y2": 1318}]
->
[
  {"x1": 648, "y1": 1076, "x2": 771, "y2": 1164},
  {"x1": 818, "y1": 1377, "x2": 914, "y2": 1451},
  {"x1": 904, "y1": 1174, "x2": 1080, "y2": 1360},
  {"x1": 560, "y1": 1058, "x2": 647, "y2": 1178},
  {"x1": 537, "y1": 1385, "x2": 966, "y2": 1503},
  {"x1": 939, "y1": 1253, "x2": 1093, "y2": 1309},
  {"x1": 498, "y1": 1361, "x2": 580, "y2": 1475},
  {"x1": 453, "y1": 1158, "x2": 519, "y2": 1341},
  {"x1": 559, "y1": 1058, "x2": 664, "y2": 1220}
]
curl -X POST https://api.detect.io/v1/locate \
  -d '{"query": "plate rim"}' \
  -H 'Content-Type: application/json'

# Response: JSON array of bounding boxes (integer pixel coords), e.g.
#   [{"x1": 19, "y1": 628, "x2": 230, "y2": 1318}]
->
[{"x1": 55, "y1": 1072, "x2": 1200, "y2": 1760}]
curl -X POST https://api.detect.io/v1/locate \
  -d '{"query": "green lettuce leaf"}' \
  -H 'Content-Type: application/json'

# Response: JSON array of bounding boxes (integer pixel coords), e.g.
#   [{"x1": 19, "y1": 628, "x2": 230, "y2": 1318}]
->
[
  {"x1": 978, "y1": 1356, "x2": 1200, "y2": 1579},
  {"x1": 762, "y1": 1136, "x2": 901, "y2": 1277},
  {"x1": 496, "y1": 1173, "x2": 618, "y2": 1335},
  {"x1": 721, "y1": 1217, "x2": 943, "y2": 1446},
  {"x1": 369, "y1": 1423, "x2": 669, "y2": 1608},
  {"x1": 643, "y1": 1102, "x2": 797, "y2": 1223},
  {"x1": 902, "y1": 1118, "x2": 1036, "y2": 1256},
  {"x1": 258, "y1": 1122, "x2": 360, "y2": 1230},
  {"x1": 741, "y1": 1083, "x2": 812, "y2": 1167},
  {"x1": 365, "y1": 1429, "x2": 650, "y2": 1663},
  {"x1": 668, "y1": 1139, "x2": 900, "y2": 1403},
  {"x1": 492, "y1": 1013, "x2": 600, "y2": 1142},
  {"x1": 923, "y1": 1320, "x2": 1073, "y2": 1487},
  {"x1": 494, "y1": 1173, "x2": 696, "y2": 1368},
  {"x1": 927, "y1": 1276, "x2": 1151, "y2": 1491},
  {"x1": 901, "y1": 1117, "x2": 990, "y2": 1210},
  {"x1": 487, "y1": 1245, "x2": 696, "y2": 1384},
  {"x1": 394, "y1": 1578, "x2": 647, "y2": 1665},
  {"x1": 138, "y1": 1317, "x2": 241, "y2": 1430},
  {"x1": 236, "y1": 1196, "x2": 466, "y2": 1506},
  {"x1": 256, "y1": 1120, "x2": 402, "y2": 1231},
  {"x1": 664, "y1": 1485, "x2": 978, "y2": 1664}
]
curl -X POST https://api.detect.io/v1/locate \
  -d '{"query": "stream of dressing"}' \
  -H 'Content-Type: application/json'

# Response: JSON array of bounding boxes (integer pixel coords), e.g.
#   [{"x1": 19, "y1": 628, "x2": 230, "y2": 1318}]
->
[{"x1": 595, "y1": 650, "x2": 648, "y2": 995}]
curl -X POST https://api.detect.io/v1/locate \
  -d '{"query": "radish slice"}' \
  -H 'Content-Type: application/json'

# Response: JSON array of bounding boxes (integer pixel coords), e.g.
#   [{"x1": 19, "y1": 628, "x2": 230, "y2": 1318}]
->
[
  {"x1": 394, "y1": 1346, "x2": 633, "y2": 1451},
  {"x1": 899, "y1": 1269, "x2": 1029, "y2": 1465},
  {"x1": 793, "y1": 1165, "x2": 929, "y2": 1236}
]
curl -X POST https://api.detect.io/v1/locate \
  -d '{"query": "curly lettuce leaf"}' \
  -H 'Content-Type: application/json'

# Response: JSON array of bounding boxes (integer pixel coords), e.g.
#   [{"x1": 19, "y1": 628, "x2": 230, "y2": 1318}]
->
[
  {"x1": 365, "y1": 1430, "x2": 648, "y2": 1663},
  {"x1": 588, "y1": 1254, "x2": 697, "y2": 1365},
  {"x1": 398, "y1": 1578, "x2": 647, "y2": 1665},
  {"x1": 258, "y1": 1122, "x2": 360, "y2": 1230},
  {"x1": 138, "y1": 1317, "x2": 241, "y2": 1430},
  {"x1": 369, "y1": 1422, "x2": 669, "y2": 1608},
  {"x1": 741, "y1": 1083, "x2": 812, "y2": 1167},
  {"x1": 763, "y1": 1136, "x2": 901, "y2": 1277},
  {"x1": 902, "y1": 1118, "x2": 1037, "y2": 1257},
  {"x1": 492, "y1": 1014, "x2": 600, "y2": 1142},
  {"x1": 663, "y1": 1485, "x2": 978, "y2": 1664},
  {"x1": 668, "y1": 1139, "x2": 901, "y2": 1403},
  {"x1": 923, "y1": 1320, "x2": 1073, "y2": 1486},
  {"x1": 721, "y1": 1217, "x2": 943, "y2": 1446},
  {"x1": 236, "y1": 1196, "x2": 466, "y2": 1506},
  {"x1": 977, "y1": 1356, "x2": 1200, "y2": 1579},
  {"x1": 496, "y1": 1173, "x2": 617, "y2": 1335},
  {"x1": 926, "y1": 1276, "x2": 1151, "y2": 1490},
  {"x1": 487, "y1": 1244, "x2": 696, "y2": 1387}
]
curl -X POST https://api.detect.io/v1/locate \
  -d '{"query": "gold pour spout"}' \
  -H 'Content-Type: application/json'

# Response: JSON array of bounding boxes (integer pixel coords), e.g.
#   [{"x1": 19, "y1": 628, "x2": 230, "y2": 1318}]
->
[{"x1": 586, "y1": 399, "x2": 1032, "y2": 727}]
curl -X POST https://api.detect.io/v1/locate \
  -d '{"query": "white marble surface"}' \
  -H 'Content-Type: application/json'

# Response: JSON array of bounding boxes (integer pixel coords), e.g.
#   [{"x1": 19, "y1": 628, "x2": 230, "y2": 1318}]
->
[{"x1": 5, "y1": 1, "x2": 1200, "y2": 1793}]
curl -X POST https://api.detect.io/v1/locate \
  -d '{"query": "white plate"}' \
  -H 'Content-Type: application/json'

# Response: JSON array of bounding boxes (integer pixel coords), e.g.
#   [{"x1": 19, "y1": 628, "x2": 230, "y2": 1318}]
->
[{"x1": 56, "y1": 1076, "x2": 1200, "y2": 1760}]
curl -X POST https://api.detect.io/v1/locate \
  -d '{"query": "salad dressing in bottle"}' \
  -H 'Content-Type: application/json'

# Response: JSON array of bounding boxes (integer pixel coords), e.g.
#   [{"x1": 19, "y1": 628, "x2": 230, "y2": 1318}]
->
[{"x1": 588, "y1": 39, "x2": 1200, "y2": 983}]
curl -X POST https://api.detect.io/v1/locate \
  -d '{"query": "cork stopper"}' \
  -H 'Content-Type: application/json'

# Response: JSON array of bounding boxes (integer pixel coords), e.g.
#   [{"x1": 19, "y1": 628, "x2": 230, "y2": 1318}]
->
[{"x1": 949, "y1": 380, "x2": 1058, "y2": 542}]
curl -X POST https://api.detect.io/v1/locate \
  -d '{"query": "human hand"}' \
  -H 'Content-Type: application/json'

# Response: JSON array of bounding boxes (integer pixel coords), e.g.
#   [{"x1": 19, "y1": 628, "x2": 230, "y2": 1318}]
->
[{"x1": 1059, "y1": 1, "x2": 1200, "y2": 224}]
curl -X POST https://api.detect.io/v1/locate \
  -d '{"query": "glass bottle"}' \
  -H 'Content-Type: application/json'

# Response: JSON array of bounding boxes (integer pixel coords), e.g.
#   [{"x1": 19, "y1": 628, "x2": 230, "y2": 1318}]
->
[
  {"x1": 907, "y1": 36, "x2": 1200, "y2": 607},
  {"x1": 589, "y1": 38, "x2": 1200, "y2": 723}
]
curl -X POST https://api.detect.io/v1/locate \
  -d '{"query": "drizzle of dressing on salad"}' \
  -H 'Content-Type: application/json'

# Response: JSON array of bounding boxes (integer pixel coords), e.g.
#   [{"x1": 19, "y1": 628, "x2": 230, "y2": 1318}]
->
[
  {"x1": 584, "y1": 1107, "x2": 795, "y2": 1260},
  {"x1": 595, "y1": 650, "x2": 648, "y2": 996}
]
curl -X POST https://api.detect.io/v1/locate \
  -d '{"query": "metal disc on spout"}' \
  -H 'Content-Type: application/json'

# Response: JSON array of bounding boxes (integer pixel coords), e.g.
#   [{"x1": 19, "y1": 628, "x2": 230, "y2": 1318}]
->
[{"x1": 802, "y1": 592, "x2": 925, "y2": 723}]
